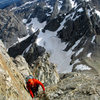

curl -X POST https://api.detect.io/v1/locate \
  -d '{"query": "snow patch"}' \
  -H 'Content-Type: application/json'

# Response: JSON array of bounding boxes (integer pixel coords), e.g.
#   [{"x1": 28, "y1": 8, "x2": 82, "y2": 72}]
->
[
  {"x1": 87, "y1": 52, "x2": 92, "y2": 57},
  {"x1": 59, "y1": 1, "x2": 63, "y2": 4},
  {"x1": 77, "y1": 8, "x2": 84, "y2": 12},
  {"x1": 10, "y1": 7, "x2": 17, "y2": 11},
  {"x1": 87, "y1": 9, "x2": 91, "y2": 17},
  {"x1": 36, "y1": 29, "x2": 71, "y2": 73},
  {"x1": 22, "y1": 0, "x2": 36, "y2": 6},
  {"x1": 22, "y1": 44, "x2": 32, "y2": 55},
  {"x1": 75, "y1": 48, "x2": 84, "y2": 56},
  {"x1": 73, "y1": 15, "x2": 81, "y2": 21},
  {"x1": 18, "y1": 34, "x2": 30, "y2": 42},
  {"x1": 57, "y1": 14, "x2": 71, "y2": 32},
  {"x1": 95, "y1": 10, "x2": 100, "y2": 17},
  {"x1": 10, "y1": 0, "x2": 37, "y2": 11},
  {"x1": 26, "y1": 18, "x2": 46, "y2": 31},
  {"x1": 58, "y1": 4, "x2": 62, "y2": 11},
  {"x1": 71, "y1": 39, "x2": 82, "y2": 50},
  {"x1": 75, "y1": 64, "x2": 91, "y2": 70},
  {"x1": 46, "y1": 13, "x2": 51, "y2": 16},
  {"x1": 73, "y1": 59, "x2": 80, "y2": 65},
  {"x1": 70, "y1": 0, "x2": 77, "y2": 8},
  {"x1": 85, "y1": 0, "x2": 91, "y2": 2},
  {"x1": 91, "y1": 35, "x2": 96, "y2": 43},
  {"x1": 71, "y1": 12, "x2": 75, "y2": 19},
  {"x1": 22, "y1": 19, "x2": 27, "y2": 24}
]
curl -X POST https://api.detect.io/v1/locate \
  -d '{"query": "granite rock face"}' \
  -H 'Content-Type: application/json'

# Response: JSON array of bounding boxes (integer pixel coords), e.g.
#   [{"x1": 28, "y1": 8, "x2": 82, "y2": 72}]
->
[
  {"x1": 13, "y1": 55, "x2": 32, "y2": 78},
  {"x1": 8, "y1": 30, "x2": 39, "y2": 58},
  {"x1": 0, "y1": 40, "x2": 32, "y2": 100},
  {"x1": 24, "y1": 43, "x2": 45, "y2": 65},
  {"x1": 0, "y1": 40, "x2": 59, "y2": 99},
  {"x1": 45, "y1": 71, "x2": 100, "y2": 100},
  {"x1": 0, "y1": 9, "x2": 28, "y2": 49}
]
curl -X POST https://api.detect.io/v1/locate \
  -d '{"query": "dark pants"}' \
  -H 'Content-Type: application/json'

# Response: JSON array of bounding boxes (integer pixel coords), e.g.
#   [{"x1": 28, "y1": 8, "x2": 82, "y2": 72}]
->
[{"x1": 31, "y1": 85, "x2": 39, "y2": 96}]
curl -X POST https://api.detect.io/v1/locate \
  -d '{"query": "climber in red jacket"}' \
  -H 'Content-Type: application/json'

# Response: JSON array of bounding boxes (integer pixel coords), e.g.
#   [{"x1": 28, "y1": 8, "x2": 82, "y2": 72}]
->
[{"x1": 26, "y1": 78, "x2": 45, "y2": 98}]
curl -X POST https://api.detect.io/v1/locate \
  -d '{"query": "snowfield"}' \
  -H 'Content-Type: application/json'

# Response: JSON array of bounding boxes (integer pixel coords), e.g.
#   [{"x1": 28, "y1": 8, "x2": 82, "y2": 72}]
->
[
  {"x1": 22, "y1": 4, "x2": 93, "y2": 73},
  {"x1": 23, "y1": 16, "x2": 89, "y2": 73},
  {"x1": 75, "y1": 64, "x2": 91, "y2": 70},
  {"x1": 34, "y1": 16, "x2": 82, "y2": 73}
]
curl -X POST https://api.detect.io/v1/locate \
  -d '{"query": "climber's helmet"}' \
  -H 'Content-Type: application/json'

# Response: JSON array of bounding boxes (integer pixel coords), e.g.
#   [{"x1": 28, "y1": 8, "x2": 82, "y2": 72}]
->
[{"x1": 26, "y1": 75, "x2": 34, "y2": 83}]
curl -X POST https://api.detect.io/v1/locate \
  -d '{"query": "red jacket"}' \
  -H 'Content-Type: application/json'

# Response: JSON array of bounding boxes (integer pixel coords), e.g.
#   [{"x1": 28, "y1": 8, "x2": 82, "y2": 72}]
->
[{"x1": 27, "y1": 78, "x2": 45, "y2": 98}]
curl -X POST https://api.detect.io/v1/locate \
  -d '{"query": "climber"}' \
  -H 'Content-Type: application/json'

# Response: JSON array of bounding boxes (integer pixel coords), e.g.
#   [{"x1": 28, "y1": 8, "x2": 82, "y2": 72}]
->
[{"x1": 26, "y1": 75, "x2": 45, "y2": 98}]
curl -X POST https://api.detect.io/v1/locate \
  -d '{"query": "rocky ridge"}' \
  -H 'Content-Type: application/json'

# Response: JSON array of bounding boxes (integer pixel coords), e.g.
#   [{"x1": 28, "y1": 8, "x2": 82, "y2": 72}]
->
[
  {"x1": 0, "y1": 40, "x2": 32, "y2": 100},
  {"x1": 0, "y1": 9, "x2": 28, "y2": 49},
  {"x1": 29, "y1": 53, "x2": 60, "y2": 86},
  {"x1": 0, "y1": 40, "x2": 60, "y2": 99},
  {"x1": 12, "y1": 0, "x2": 72, "y2": 24},
  {"x1": 8, "y1": 30, "x2": 39, "y2": 58},
  {"x1": 45, "y1": 71, "x2": 100, "y2": 100}
]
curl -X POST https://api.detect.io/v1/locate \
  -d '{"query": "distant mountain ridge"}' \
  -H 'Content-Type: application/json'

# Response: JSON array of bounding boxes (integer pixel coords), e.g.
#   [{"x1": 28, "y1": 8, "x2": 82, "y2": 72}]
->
[
  {"x1": 0, "y1": 0, "x2": 22, "y2": 9},
  {"x1": 7, "y1": 0, "x2": 100, "y2": 73}
]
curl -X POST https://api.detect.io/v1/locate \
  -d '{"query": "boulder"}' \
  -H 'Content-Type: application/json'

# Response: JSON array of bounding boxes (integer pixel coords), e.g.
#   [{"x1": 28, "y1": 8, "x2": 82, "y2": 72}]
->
[{"x1": 13, "y1": 55, "x2": 32, "y2": 78}]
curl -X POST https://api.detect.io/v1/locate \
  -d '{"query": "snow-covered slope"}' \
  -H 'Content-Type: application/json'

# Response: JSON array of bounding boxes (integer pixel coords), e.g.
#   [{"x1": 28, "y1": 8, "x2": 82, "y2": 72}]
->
[
  {"x1": 34, "y1": 2, "x2": 100, "y2": 73},
  {"x1": 8, "y1": 0, "x2": 100, "y2": 74},
  {"x1": 36, "y1": 30, "x2": 72, "y2": 73}
]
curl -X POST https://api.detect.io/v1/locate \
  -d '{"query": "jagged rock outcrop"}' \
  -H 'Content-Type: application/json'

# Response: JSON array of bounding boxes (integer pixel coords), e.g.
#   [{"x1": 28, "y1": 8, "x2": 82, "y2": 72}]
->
[
  {"x1": 0, "y1": 40, "x2": 32, "y2": 100},
  {"x1": 45, "y1": 71, "x2": 100, "y2": 100},
  {"x1": 24, "y1": 43, "x2": 45, "y2": 65},
  {"x1": 74, "y1": 0, "x2": 100, "y2": 11},
  {"x1": 13, "y1": 1, "x2": 52, "y2": 23},
  {"x1": 57, "y1": 2, "x2": 100, "y2": 48},
  {"x1": 60, "y1": 0, "x2": 72, "y2": 14},
  {"x1": 12, "y1": 0, "x2": 73, "y2": 24},
  {"x1": 28, "y1": 53, "x2": 59, "y2": 86},
  {"x1": 43, "y1": 14, "x2": 65, "y2": 32},
  {"x1": 0, "y1": 9, "x2": 28, "y2": 48},
  {"x1": 50, "y1": 0, "x2": 59, "y2": 20},
  {"x1": 13, "y1": 55, "x2": 32, "y2": 78},
  {"x1": 8, "y1": 30, "x2": 39, "y2": 58},
  {"x1": 90, "y1": 0, "x2": 100, "y2": 10}
]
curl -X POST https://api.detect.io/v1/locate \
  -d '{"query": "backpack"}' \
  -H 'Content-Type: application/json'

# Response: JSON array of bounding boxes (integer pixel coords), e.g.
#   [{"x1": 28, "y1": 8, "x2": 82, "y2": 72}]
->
[{"x1": 25, "y1": 75, "x2": 34, "y2": 83}]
